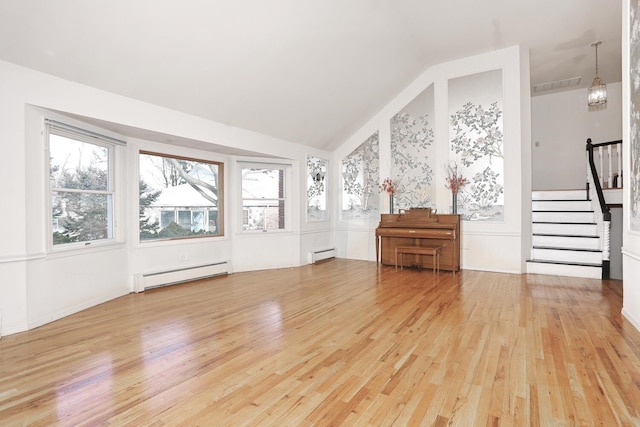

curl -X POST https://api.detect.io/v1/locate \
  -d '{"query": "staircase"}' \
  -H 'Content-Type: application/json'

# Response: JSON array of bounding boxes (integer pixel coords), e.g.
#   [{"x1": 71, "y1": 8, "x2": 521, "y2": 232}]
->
[
  {"x1": 526, "y1": 190, "x2": 602, "y2": 279},
  {"x1": 527, "y1": 139, "x2": 622, "y2": 279}
]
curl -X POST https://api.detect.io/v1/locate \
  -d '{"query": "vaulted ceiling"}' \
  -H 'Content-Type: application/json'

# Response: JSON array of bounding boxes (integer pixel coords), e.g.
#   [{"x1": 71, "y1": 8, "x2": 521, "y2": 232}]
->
[{"x1": 0, "y1": 1, "x2": 622, "y2": 151}]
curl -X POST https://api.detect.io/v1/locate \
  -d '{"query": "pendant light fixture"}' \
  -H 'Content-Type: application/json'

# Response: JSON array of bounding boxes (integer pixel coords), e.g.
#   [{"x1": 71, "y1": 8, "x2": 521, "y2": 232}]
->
[{"x1": 587, "y1": 41, "x2": 607, "y2": 108}]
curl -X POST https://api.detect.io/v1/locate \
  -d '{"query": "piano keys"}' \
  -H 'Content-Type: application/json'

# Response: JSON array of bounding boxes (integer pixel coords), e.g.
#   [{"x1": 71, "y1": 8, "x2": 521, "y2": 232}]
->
[{"x1": 375, "y1": 208, "x2": 460, "y2": 272}]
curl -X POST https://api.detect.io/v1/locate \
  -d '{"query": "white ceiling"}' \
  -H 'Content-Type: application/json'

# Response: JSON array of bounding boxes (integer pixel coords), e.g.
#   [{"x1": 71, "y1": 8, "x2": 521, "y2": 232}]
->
[{"x1": 0, "y1": 0, "x2": 622, "y2": 151}]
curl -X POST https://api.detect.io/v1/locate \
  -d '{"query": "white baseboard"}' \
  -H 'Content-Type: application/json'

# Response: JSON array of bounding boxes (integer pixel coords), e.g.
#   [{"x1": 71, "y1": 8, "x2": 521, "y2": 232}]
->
[
  {"x1": 622, "y1": 307, "x2": 640, "y2": 334},
  {"x1": 134, "y1": 261, "x2": 229, "y2": 292},
  {"x1": 310, "y1": 248, "x2": 336, "y2": 264},
  {"x1": 460, "y1": 265, "x2": 523, "y2": 274},
  {"x1": 27, "y1": 288, "x2": 129, "y2": 331},
  {"x1": 1, "y1": 322, "x2": 29, "y2": 337}
]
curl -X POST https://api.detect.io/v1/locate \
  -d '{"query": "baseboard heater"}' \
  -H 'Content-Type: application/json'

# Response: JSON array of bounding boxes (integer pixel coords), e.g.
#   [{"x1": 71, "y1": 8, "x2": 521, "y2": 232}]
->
[
  {"x1": 134, "y1": 262, "x2": 229, "y2": 292},
  {"x1": 311, "y1": 248, "x2": 336, "y2": 264}
]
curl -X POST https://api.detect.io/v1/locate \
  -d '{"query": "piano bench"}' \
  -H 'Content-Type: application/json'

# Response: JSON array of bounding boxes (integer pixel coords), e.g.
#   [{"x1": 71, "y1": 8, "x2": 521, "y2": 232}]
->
[{"x1": 394, "y1": 245, "x2": 441, "y2": 275}]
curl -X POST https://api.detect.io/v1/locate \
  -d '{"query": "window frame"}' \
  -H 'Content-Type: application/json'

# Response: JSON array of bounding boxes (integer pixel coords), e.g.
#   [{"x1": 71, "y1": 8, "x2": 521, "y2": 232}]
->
[
  {"x1": 239, "y1": 161, "x2": 291, "y2": 233},
  {"x1": 46, "y1": 120, "x2": 122, "y2": 252},
  {"x1": 306, "y1": 155, "x2": 329, "y2": 223},
  {"x1": 138, "y1": 150, "x2": 224, "y2": 243}
]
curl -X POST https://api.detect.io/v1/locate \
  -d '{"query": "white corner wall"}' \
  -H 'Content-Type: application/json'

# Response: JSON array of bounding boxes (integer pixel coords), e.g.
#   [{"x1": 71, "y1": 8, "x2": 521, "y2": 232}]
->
[
  {"x1": 531, "y1": 82, "x2": 622, "y2": 191},
  {"x1": 333, "y1": 46, "x2": 532, "y2": 274},
  {"x1": 622, "y1": 0, "x2": 640, "y2": 333}
]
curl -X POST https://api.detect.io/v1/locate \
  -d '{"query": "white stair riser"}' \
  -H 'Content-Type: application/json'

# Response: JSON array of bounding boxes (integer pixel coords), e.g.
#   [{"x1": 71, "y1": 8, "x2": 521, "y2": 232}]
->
[
  {"x1": 604, "y1": 189, "x2": 623, "y2": 205},
  {"x1": 532, "y1": 235, "x2": 601, "y2": 250},
  {"x1": 532, "y1": 200, "x2": 592, "y2": 211},
  {"x1": 526, "y1": 261, "x2": 601, "y2": 279},
  {"x1": 532, "y1": 190, "x2": 586, "y2": 201},
  {"x1": 531, "y1": 248, "x2": 602, "y2": 264},
  {"x1": 532, "y1": 211, "x2": 595, "y2": 223},
  {"x1": 529, "y1": 189, "x2": 605, "y2": 279},
  {"x1": 533, "y1": 223, "x2": 597, "y2": 236}
]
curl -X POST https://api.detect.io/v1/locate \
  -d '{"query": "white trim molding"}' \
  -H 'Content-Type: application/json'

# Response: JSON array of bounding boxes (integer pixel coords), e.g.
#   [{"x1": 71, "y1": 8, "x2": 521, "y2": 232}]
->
[
  {"x1": 622, "y1": 308, "x2": 640, "y2": 333},
  {"x1": 0, "y1": 252, "x2": 46, "y2": 264},
  {"x1": 621, "y1": 247, "x2": 640, "y2": 261}
]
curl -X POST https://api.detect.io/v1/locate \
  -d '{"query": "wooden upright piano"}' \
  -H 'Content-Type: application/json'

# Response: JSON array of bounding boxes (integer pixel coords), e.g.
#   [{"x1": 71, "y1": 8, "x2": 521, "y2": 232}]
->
[{"x1": 375, "y1": 208, "x2": 460, "y2": 272}]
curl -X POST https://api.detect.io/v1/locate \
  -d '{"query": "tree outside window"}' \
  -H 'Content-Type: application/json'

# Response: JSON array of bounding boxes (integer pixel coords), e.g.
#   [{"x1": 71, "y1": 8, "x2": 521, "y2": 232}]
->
[
  {"x1": 139, "y1": 152, "x2": 223, "y2": 241},
  {"x1": 49, "y1": 131, "x2": 115, "y2": 246}
]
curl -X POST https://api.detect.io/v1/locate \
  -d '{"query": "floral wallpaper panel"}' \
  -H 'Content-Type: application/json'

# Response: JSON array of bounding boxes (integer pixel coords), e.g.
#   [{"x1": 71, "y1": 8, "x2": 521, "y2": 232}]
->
[
  {"x1": 390, "y1": 84, "x2": 436, "y2": 210},
  {"x1": 448, "y1": 69, "x2": 504, "y2": 221},
  {"x1": 630, "y1": 0, "x2": 640, "y2": 231},
  {"x1": 306, "y1": 155, "x2": 328, "y2": 221},
  {"x1": 341, "y1": 132, "x2": 380, "y2": 219}
]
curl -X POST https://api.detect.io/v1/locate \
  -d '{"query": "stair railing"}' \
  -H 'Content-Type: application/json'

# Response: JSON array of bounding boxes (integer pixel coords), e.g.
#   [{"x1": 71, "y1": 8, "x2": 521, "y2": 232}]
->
[
  {"x1": 587, "y1": 139, "x2": 624, "y2": 190},
  {"x1": 586, "y1": 138, "x2": 614, "y2": 279}
]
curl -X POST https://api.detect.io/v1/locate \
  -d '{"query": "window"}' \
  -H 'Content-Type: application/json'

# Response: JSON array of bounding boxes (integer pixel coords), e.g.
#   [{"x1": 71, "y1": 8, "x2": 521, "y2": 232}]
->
[
  {"x1": 139, "y1": 151, "x2": 223, "y2": 241},
  {"x1": 47, "y1": 120, "x2": 119, "y2": 247},
  {"x1": 241, "y1": 164, "x2": 288, "y2": 231}
]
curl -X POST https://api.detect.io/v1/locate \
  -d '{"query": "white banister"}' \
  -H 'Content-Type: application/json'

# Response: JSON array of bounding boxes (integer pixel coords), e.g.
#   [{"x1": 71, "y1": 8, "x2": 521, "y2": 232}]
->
[
  {"x1": 607, "y1": 145, "x2": 613, "y2": 188},
  {"x1": 586, "y1": 150, "x2": 590, "y2": 199},
  {"x1": 598, "y1": 146, "x2": 604, "y2": 187},
  {"x1": 587, "y1": 140, "x2": 623, "y2": 191},
  {"x1": 617, "y1": 145, "x2": 622, "y2": 188},
  {"x1": 602, "y1": 220, "x2": 611, "y2": 261},
  {"x1": 585, "y1": 138, "x2": 616, "y2": 279}
]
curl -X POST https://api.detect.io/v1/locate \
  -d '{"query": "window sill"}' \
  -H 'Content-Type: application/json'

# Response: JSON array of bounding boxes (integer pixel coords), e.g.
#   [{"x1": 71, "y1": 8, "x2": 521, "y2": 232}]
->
[
  {"x1": 137, "y1": 234, "x2": 228, "y2": 248},
  {"x1": 46, "y1": 240, "x2": 126, "y2": 260},
  {"x1": 236, "y1": 230, "x2": 294, "y2": 237}
]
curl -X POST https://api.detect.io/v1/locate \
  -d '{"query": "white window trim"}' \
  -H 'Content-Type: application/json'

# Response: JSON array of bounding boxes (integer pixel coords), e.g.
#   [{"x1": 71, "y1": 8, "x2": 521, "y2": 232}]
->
[
  {"x1": 239, "y1": 161, "x2": 292, "y2": 233},
  {"x1": 45, "y1": 119, "x2": 124, "y2": 253},
  {"x1": 137, "y1": 150, "x2": 225, "y2": 243}
]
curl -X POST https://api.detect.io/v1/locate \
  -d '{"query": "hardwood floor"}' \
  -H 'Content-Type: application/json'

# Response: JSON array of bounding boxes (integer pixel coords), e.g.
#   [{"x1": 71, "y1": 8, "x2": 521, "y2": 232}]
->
[{"x1": 1, "y1": 259, "x2": 639, "y2": 426}]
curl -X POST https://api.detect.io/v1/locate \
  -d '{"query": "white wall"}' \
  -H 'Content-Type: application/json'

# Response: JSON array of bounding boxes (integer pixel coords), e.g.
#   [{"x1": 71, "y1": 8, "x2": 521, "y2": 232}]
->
[
  {"x1": 531, "y1": 83, "x2": 623, "y2": 191},
  {"x1": 622, "y1": 0, "x2": 640, "y2": 333},
  {"x1": 0, "y1": 59, "x2": 332, "y2": 336},
  {"x1": 126, "y1": 137, "x2": 233, "y2": 283},
  {"x1": 611, "y1": 207, "x2": 624, "y2": 280},
  {"x1": 333, "y1": 46, "x2": 532, "y2": 274}
]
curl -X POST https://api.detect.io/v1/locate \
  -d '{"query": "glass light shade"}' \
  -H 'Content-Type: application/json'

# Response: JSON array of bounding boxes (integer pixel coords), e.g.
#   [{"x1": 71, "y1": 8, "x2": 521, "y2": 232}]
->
[{"x1": 587, "y1": 76, "x2": 607, "y2": 107}]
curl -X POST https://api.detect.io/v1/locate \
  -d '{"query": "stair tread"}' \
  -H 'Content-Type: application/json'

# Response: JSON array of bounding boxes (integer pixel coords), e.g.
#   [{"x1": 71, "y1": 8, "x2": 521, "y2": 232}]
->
[
  {"x1": 532, "y1": 199, "x2": 589, "y2": 202},
  {"x1": 530, "y1": 190, "x2": 609, "y2": 277},
  {"x1": 526, "y1": 259, "x2": 602, "y2": 267},
  {"x1": 532, "y1": 246, "x2": 601, "y2": 252},
  {"x1": 532, "y1": 210, "x2": 594, "y2": 213},
  {"x1": 532, "y1": 221, "x2": 596, "y2": 225},
  {"x1": 533, "y1": 233, "x2": 599, "y2": 238}
]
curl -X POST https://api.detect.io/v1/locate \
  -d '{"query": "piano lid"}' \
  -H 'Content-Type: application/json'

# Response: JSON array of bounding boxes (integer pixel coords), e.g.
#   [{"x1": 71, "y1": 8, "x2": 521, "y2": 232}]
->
[
  {"x1": 378, "y1": 208, "x2": 439, "y2": 226},
  {"x1": 376, "y1": 227, "x2": 454, "y2": 237}
]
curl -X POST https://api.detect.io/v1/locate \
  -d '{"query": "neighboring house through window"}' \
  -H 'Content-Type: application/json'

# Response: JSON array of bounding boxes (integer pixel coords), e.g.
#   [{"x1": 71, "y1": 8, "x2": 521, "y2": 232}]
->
[
  {"x1": 241, "y1": 163, "x2": 289, "y2": 231},
  {"x1": 139, "y1": 151, "x2": 223, "y2": 241}
]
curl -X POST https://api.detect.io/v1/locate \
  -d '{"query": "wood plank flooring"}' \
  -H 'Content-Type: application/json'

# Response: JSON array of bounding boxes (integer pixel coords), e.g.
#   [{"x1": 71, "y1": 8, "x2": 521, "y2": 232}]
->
[{"x1": 1, "y1": 259, "x2": 639, "y2": 426}]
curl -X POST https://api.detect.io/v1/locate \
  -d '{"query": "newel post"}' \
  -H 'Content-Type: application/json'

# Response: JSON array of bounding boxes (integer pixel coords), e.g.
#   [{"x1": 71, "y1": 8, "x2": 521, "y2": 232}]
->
[
  {"x1": 586, "y1": 137, "x2": 610, "y2": 279},
  {"x1": 586, "y1": 138, "x2": 592, "y2": 200},
  {"x1": 602, "y1": 210, "x2": 611, "y2": 280}
]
